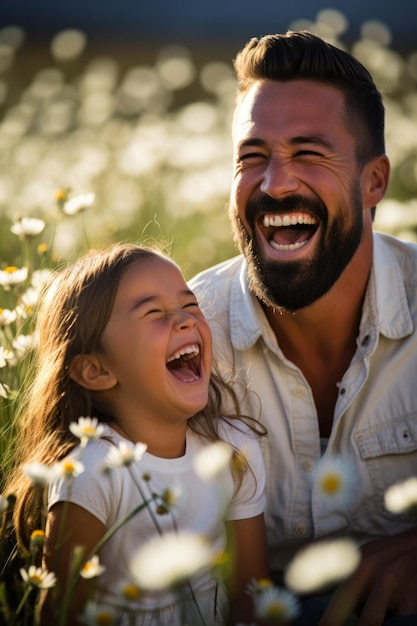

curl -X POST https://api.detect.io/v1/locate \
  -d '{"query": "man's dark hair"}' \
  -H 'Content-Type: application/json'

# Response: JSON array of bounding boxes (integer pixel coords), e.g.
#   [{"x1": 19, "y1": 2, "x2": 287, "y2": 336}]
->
[{"x1": 234, "y1": 30, "x2": 385, "y2": 164}]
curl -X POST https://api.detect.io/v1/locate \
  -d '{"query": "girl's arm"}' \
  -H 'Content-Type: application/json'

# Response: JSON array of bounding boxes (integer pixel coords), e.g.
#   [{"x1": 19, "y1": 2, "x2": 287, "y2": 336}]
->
[
  {"x1": 39, "y1": 502, "x2": 105, "y2": 626},
  {"x1": 227, "y1": 513, "x2": 270, "y2": 625}
]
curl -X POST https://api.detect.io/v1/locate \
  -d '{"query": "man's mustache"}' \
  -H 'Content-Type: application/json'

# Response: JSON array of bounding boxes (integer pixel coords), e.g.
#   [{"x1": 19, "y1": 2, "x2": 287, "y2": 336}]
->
[{"x1": 245, "y1": 193, "x2": 327, "y2": 225}]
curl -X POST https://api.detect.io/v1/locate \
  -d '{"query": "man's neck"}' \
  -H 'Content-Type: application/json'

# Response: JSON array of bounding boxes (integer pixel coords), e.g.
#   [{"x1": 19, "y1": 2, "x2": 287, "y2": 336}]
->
[{"x1": 262, "y1": 236, "x2": 373, "y2": 437}]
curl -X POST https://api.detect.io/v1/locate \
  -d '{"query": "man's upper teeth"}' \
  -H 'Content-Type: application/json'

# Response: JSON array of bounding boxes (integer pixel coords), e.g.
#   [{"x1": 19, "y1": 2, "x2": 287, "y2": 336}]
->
[
  {"x1": 263, "y1": 214, "x2": 317, "y2": 227},
  {"x1": 167, "y1": 344, "x2": 199, "y2": 362}
]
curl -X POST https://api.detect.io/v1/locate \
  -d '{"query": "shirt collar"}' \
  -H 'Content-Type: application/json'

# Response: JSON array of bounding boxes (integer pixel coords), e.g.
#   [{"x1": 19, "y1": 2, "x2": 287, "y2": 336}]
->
[
  {"x1": 370, "y1": 233, "x2": 413, "y2": 339},
  {"x1": 229, "y1": 259, "x2": 269, "y2": 350}
]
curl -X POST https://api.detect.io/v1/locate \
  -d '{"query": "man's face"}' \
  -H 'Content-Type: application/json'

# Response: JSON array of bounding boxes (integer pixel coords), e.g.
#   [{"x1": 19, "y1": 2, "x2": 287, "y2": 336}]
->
[{"x1": 229, "y1": 79, "x2": 367, "y2": 311}]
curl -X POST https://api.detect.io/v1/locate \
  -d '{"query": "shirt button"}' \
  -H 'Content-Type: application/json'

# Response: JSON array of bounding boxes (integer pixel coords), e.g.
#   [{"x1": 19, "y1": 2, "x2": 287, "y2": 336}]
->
[
  {"x1": 302, "y1": 460, "x2": 314, "y2": 472},
  {"x1": 295, "y1": 523, "x2": 308, "y2": 536},
  {"x1": 291, "y1": 385, "x2": 306, "y2": 399},
  {"x1": 361, "y1": 335, "x2": 370, "y2": 347}
]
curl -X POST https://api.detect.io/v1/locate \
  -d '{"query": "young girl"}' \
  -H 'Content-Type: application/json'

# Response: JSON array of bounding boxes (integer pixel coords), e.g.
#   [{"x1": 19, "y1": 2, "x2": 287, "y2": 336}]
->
[{"x1": 2, "y1": 243, "x2": 268, "y2": 625}]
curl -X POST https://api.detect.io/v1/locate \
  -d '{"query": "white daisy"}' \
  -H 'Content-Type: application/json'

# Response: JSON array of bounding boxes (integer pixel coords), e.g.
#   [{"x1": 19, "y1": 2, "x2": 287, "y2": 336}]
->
[
  {"x1": 0, "y1": 346, "x2": 12, "y2": 368},
  {"x1": 385, "y1": 476, "x2": 417, "y2": 514},
  {"x1": 22, "y1": 461, "x2": 55, "y2": 487},
  {"x1": 119, "y1": 581, "x2": 141, "y2": 602},
  {"x1": 253, "y1": 586, "x2": 300, "y2": 622},
  {"x1": 0, "y1": 308, "x2": 17, "y2": 327},
  {"x1": 63, "y1": 192, "x2": 95, "y2": 215},
  {"x1": 80, "y1": 555, "x2": 106, "y2": 579},
  {"x1": 10, "y1": 217, "x2": 45, "y2": 239},
  {"x1": 53, "y1": 457, "x2": 84, "y2": 480},
  {"x1": 193, "y1": 441, "x2": 233, "y2": 480},
  {"x1": 155, "y1": 485, "x2": 182, "y2": 514},
  {"x1": 30, "y1": 269, "x2": 54, "y2": 290},
  {"x1": 285, "y1": 538, "x2": 360, "y2": 594},
  {"x1": 12, "y1": 333, "x2": 35, "y2": 361},
  {"x1": 20, "y1": 565, "x2": 57, "y2": 589},
  {"x1": 0, "y1": 266, "x2": 28, "y2": 288},
  {"x1": 102, "y1": 440, "x2": 147, "y2": 469},
  {"x1": 246, "y1": 577, "x2": 274, "y2": 596},
  {"x1": 313, "y1": 455, "x2": 355, "y2": 505},
  {"x1": 80, "y1": 601, "x2": 117, "y2": 625},
  {"x1": 130, "y1": 531, "x2": 212, "y2": 590},
  {"x1": 69, "y1": 416, "x2": 105, "y2": 447}
]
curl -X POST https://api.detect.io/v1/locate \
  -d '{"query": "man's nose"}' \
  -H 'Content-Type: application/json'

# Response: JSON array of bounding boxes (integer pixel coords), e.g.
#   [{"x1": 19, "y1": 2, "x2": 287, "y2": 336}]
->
[{"x1": 260, "y1": 157, "x2": 299, "y2": 197}]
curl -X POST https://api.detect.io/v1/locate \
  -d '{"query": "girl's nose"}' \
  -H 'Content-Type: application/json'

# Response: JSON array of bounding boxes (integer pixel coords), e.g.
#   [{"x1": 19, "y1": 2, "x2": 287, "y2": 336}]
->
[{"x1": 174, "y1": 310, "x2": 197, "y2": 329}]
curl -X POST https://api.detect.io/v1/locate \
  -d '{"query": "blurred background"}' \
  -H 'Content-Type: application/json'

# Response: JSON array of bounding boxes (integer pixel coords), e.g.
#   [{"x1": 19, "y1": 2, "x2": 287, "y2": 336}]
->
[{"x1": 1, "y1": 0, "x2": 417, "y2": 277}]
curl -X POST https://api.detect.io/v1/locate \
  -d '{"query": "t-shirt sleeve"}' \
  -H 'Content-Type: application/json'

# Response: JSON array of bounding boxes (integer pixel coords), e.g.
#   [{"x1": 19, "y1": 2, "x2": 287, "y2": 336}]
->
[
  {"x1": 47, "y1": 440, "x2": 123, "y2": 526},
  {"x1": 219, "y1": 420, "x2": 267, "y2": 521}
]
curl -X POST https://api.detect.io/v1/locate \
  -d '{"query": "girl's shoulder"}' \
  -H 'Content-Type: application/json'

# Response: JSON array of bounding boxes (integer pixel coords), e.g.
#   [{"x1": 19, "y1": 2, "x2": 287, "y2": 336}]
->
[{"x1": 217, "y1": 418, "x2": 261, "y2": 447}]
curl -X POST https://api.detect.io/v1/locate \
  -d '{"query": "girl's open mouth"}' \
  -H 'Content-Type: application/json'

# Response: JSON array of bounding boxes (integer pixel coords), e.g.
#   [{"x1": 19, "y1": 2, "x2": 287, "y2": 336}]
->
[{"x1": 166, "y1": 344, "x2": 202, "y2": 382}]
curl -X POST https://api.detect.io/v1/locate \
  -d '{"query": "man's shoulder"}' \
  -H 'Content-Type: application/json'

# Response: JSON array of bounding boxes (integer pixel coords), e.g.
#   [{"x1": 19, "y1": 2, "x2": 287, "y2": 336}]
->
[
  {"x1": 375, "y1": 231, "x2": 417, "y2": 277},
  {"x1": 189, "y1": 255, "x2": 243, "y2": 302},
  {"x1": 190, "y1": 255, "x2": 243, "y2": 285},
  {"x1": 375, "y1": 231, "x2": 417, "y2": 258},
  {"x1": 189, "y1": 255, "x2": 245, "y2": 322}
]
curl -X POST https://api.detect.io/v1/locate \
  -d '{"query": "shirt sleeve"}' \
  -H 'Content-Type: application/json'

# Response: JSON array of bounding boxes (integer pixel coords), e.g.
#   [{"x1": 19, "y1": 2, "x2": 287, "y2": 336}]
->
[
  {"x1": 47, "y1": 440, "x2": 123, "y2": 526},
  {"x1": 219, "y1": 420, "x2": 267, "y2": 521}
]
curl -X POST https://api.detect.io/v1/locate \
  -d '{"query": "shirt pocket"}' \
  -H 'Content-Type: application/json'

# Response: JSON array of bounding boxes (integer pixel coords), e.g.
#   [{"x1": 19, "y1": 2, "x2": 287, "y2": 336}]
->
[{"x1": 354, "y1": 413, "x2": 417, "y2": 528}]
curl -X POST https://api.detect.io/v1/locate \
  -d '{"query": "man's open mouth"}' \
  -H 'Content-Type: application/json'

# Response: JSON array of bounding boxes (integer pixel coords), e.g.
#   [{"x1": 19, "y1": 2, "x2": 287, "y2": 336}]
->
[
  {"x1": 166, "y1": 344, "x2": 202, "y2": 382},
  {"x1": 261, "y1": 212, "x2": 318, "y2": 251}
]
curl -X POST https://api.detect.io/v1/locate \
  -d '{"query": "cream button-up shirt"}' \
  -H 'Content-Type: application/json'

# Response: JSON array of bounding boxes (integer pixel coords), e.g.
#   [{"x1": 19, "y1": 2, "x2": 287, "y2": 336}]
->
[{"x1": 190, "y1": 232, "x2": 417, "y2": 571}]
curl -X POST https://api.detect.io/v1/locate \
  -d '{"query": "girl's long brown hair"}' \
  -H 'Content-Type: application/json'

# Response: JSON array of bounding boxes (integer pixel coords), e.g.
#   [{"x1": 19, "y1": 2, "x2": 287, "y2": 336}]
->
[{"x1": 2, "y1": 242, "x2": 265, "y2": 551}]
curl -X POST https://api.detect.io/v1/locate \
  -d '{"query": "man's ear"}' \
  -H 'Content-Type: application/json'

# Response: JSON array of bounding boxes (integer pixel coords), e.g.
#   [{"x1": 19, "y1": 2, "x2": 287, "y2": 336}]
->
[
  {"x1": 69, "y1": 354, "x2": 117, "y2": 391},
  {"x1": 362, "y1": 154, "x2": 390, "y2": 210}
]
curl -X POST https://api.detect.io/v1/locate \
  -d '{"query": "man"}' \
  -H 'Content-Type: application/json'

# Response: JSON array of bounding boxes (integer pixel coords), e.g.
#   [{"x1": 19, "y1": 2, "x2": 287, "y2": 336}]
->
[{"x1": 190, "y1": 31, "x2": 417, "y2": 625}]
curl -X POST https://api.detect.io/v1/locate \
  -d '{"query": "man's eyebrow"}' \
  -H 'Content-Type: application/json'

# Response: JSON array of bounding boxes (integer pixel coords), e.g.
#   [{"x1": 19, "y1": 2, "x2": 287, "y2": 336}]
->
[
  {"x1": 289, "y1": 135, "x2": 334, "y2": 149},
  {"x1": 237, "y1": 135, "x2": 334, "y2": 150},
  {"x1": 237, "y1": 138, "x2": 267, "y2": 150}
]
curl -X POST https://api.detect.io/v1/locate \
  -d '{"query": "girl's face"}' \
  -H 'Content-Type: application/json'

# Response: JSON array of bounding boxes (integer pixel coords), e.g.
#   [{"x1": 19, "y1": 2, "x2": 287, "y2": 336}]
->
[{"x1": 98, "y1": 256, "x2": 212, "y2": 426}]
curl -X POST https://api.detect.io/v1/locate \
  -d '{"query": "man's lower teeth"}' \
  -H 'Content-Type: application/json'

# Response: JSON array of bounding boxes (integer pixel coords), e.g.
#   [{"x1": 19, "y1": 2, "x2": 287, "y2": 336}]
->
[{"x1": 271, "y1": 240, "x2": 308, "y2": 251}]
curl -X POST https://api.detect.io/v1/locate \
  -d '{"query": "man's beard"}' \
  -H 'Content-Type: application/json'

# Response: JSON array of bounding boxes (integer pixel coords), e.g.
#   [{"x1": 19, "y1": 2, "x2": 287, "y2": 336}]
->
[{"x1": 231, "y1": 191, "x2": 364, "y2": 312}]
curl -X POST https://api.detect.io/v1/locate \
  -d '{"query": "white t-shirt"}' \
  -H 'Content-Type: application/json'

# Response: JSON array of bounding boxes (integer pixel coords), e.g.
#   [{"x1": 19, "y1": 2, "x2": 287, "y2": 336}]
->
[{"x1": 48, "y1": 421, "x2": 266, "y2": 625}]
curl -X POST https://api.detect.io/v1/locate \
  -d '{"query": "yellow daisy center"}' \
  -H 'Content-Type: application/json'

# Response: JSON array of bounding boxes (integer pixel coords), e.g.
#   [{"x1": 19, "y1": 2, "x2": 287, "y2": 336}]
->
[
  {"x1": 62, "y1": 461, "x2": 76, "y2": 473},
  {"x1": 31, "y1": 574, "x2": 43, "y2": 586},
  {"x1": 31, "y1": 529, "x2": 45, "y2": 539},
  {"x1": 267, "y1": 602, "x2": 286, "y2": 618},
  {"x1": 95, "y1": 612, "x2": 114, "y2": 625},
  {"x1": 321, "y1": 473, "x2": 342, "y2": 494},
  {"x1": 122, "y1": 583, "x2": 140, "y2": 600}
]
